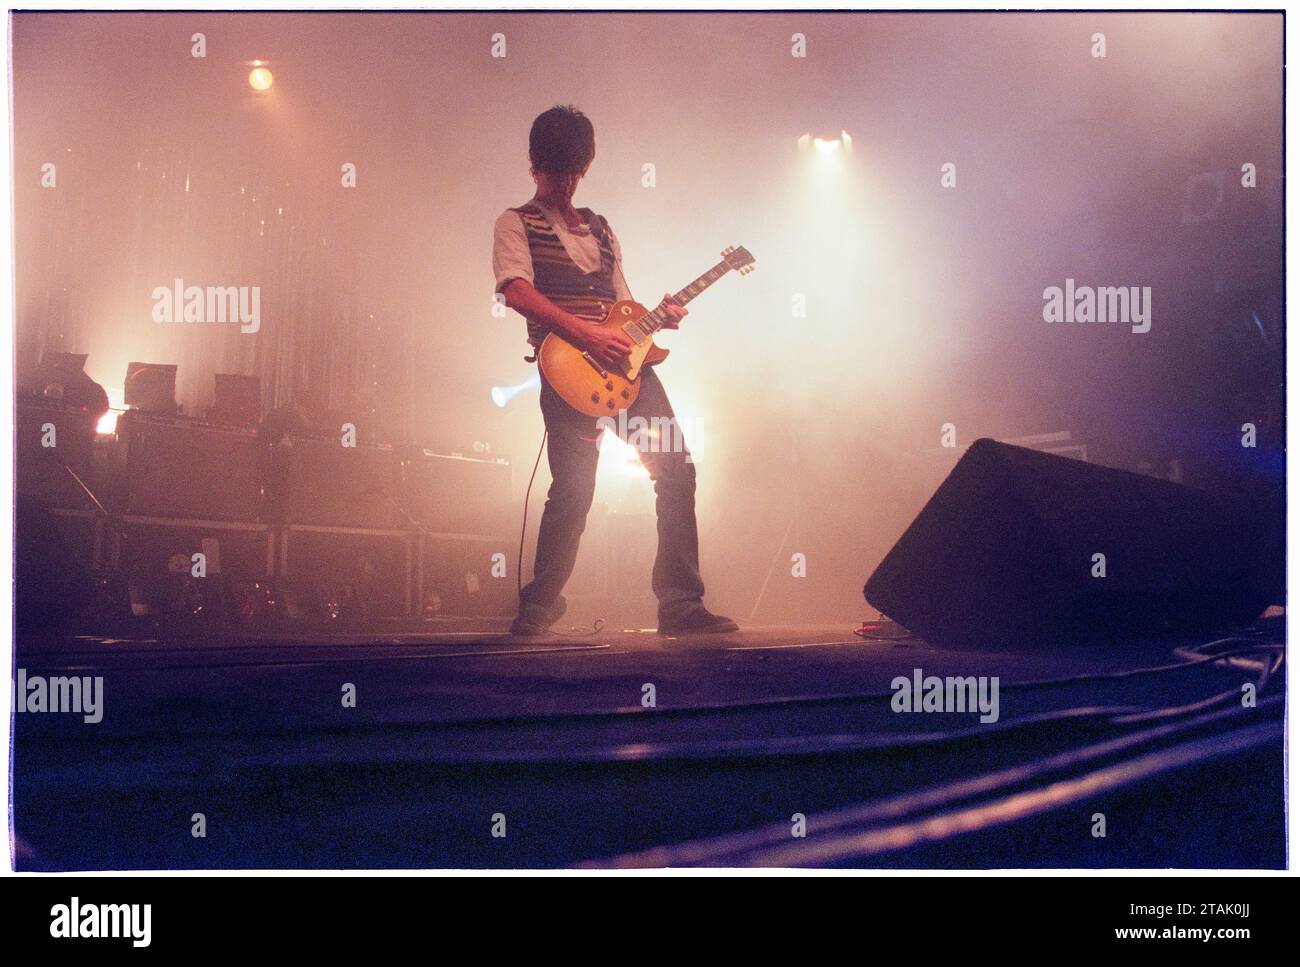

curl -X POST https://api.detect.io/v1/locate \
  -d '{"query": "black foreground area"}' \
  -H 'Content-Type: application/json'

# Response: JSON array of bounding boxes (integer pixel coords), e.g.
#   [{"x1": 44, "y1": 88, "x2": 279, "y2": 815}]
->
[{"x1": 12, "y1": 620, "x2": 1284, "y2": 870}]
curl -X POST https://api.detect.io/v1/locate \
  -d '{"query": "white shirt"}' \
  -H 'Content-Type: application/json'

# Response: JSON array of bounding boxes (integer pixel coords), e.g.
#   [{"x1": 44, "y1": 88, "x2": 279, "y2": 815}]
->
[{"x1": 492, "y1": 199, "x2": 633, "y2": 302}]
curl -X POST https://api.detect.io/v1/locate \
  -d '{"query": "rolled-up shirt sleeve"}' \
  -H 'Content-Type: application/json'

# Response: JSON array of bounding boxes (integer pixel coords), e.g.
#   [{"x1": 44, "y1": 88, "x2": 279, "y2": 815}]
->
[{"x1": 493, "y1": 210, "x2": 533, "y2": 295}]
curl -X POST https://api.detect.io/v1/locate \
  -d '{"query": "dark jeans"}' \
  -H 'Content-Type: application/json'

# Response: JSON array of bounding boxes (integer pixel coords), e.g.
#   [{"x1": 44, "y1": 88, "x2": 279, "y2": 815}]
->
[{"x1": 518, "y1": 365, "x2": 706, "y2": 622}]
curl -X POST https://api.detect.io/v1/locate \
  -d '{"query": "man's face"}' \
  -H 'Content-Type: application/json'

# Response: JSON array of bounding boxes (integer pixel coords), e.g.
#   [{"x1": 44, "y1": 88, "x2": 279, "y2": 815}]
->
[{"x1": 536, "y1": 163, "x2": 590, "y2": 202}]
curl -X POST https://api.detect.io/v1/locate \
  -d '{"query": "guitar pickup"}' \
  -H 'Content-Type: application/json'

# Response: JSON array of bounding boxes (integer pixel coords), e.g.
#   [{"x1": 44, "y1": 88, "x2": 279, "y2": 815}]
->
[{"x1": 581, "y1": 352, "x2": 608, "y2": 378}]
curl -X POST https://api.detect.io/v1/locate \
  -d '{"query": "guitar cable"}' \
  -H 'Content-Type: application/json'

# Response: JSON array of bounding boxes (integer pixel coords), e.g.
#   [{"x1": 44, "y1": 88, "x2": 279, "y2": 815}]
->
[
  {"x1": 516, "y1": 426, "x2": 547, "y2": 604},
  {"x1": 516, "y1": 424, "x2": 606, "y2": 639}
]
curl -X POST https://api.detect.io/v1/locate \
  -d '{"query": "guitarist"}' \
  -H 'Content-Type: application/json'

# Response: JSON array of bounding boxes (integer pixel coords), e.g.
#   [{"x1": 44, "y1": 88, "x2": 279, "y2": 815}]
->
[{"x1": 493, "y1": 105, "x2": 739, "y2": 637}]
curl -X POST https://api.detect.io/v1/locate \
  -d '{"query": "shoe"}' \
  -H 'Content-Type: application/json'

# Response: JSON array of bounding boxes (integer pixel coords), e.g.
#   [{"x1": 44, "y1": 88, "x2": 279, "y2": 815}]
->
[
  {"x1": 509, "y1": 596, "x2": 567, "y2": 636},
  {"x1": 658, "y1": 608, "x2": 739, "y2": 636}
]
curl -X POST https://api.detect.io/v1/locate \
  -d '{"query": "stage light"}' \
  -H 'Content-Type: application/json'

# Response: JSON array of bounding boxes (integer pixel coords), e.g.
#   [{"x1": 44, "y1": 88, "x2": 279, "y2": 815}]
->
[
  {"x1": 799, "y1": 130, "x2": 853, "y2": 155},
  {"x1": 598, "y1": 427, "x2": 649, "y2": 479},
  {"x1": 97, "y1": 387, "x2": 124, "y2": 434},
  {"x1": 248, "y1": 65, "x2": 274, "y2": 93},
  {"x1": 491, "y1": 371, "x2": 540, "y2": 408}
]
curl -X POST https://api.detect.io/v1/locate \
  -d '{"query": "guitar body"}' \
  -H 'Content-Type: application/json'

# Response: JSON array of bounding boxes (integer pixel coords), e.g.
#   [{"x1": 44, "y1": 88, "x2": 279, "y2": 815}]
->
[
  {"x1": 534, "y1": 247, "x2": 754, "y2": 418},
  {"x1": 538, "y1": 300, "x2": 671, "y2": 418}
]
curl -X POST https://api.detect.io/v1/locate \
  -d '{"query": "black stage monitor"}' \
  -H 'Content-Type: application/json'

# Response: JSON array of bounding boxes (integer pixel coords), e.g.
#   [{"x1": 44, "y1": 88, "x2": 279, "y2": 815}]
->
[
  {"x1": 124, "y1": 362, "x2": 178, "y2": 413},
  {"x1": 864, "y1": 438, "x2": 1275, "y2": 648}
]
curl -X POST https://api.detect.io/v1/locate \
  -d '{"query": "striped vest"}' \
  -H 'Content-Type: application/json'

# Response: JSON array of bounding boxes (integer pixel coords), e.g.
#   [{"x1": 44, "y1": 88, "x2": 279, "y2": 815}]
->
[{"x1": 511, "y1": 202, "x2": 618, "y2": 346}]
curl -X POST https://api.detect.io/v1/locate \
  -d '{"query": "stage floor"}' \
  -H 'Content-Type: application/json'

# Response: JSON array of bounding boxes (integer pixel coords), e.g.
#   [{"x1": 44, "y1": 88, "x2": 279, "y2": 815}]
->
[{"x1": 12, "y1": 620, "x2": 1286, "y2": 869}]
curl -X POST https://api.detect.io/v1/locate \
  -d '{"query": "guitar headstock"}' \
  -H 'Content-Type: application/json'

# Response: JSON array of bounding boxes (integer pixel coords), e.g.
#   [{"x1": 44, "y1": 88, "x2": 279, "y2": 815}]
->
[{"x1": 722, "y1": 245, "x2": 756, "y2": 276}]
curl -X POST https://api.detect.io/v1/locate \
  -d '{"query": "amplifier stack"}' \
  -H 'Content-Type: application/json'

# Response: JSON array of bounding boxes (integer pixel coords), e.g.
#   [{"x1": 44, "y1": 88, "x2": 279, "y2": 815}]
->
[
  {"x1": 402, "y1": 451, "x2": 515, "y2": 618},
  {"x1": 13, "y1": 397, "x2": 514, "y2": 628}
]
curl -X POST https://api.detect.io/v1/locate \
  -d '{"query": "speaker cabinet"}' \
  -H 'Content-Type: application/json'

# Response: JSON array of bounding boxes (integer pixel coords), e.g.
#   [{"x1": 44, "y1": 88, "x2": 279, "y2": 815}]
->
[
  {"x1": 276, "y1": 438, "x2": 399, "y2": 529},
  {"x1": 112, "y1": 412, "x2": 262, "y2": 521},
  {"x1": 15, "y1": 399, "x2": 99, "y2": 510},
  {"x1": 399, "y1": 451, "x2": 512, "y2": 536},
  {"x1": 864, "y1": 439, "x2": 1273, "y2": 648},
  {"x1": 417, "y1": 535, "x2": 515, "y2": 618},
  {"x1": 14, "y1": 496, "x2": 95, "y2": 630},
  {"x1": 279, "y1": 525, "x2": 412, "y2": 619}
]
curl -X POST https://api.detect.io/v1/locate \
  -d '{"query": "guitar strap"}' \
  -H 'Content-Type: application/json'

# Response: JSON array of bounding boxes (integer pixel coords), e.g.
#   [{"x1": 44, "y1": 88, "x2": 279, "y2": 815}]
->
[
  {"x1": 584, "y1": 209, "x2": 633, "y2": 303},
  {"x1": 612, "y1": 250, "x2": 632, "y2": 304}
]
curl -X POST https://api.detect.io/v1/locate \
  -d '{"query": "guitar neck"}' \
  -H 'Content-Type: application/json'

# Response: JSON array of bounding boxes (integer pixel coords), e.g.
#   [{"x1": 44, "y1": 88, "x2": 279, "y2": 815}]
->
[{"x1": 635, "y1": 260, "x2": 733, "y2": 335}]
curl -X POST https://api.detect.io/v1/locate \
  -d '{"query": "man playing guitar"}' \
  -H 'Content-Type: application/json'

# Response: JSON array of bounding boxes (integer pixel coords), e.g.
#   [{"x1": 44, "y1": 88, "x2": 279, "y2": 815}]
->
[{"x1": 492, "y1": 105, "x2": 739, "y2": 637}]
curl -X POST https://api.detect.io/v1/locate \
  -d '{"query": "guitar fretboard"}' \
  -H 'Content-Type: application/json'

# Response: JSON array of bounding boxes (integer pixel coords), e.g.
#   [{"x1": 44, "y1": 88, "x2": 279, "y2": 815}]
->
[{"x1": 622, "y1": 260, "x2": 732, "y2": 341}]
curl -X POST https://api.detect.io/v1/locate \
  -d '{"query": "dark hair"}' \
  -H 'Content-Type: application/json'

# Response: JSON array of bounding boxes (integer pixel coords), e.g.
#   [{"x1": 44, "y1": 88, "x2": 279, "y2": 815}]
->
[{"x1": 529, "y1": 105, "x2": 595, "y2": 175}]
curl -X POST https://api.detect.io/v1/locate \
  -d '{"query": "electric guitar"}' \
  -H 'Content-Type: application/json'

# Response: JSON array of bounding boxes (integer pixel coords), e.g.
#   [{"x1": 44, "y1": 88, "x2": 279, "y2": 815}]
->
[{"x1": 538, "y1": 245, "x2": 756, "y2": 417}]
